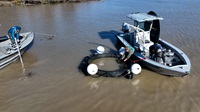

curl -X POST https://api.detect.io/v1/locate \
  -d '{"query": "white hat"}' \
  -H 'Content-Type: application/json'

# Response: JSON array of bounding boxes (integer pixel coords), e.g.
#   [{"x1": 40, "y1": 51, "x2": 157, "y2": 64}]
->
[{"x1": 157, "y1": 49, "x2": 162, "y2": 53}]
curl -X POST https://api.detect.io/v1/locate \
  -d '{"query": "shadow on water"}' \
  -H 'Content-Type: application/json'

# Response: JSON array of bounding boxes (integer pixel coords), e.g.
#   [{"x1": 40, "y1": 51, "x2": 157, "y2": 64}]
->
[
  {"x1": 98, "y1": 30, "x2": 120, "y2": 45},
  {"x1": 89, "y1": 49, "x2": 96, "y2": 54},
  {"x1": 89, "y1": 30, "x2": 121, "y2": 54}
]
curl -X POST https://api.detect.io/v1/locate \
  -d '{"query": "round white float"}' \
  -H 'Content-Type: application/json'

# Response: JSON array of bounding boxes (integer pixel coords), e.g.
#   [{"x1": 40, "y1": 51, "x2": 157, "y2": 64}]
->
[
  {"x1": 131, "y1": 63, "x2": 142, "y2": 75},
  {"x1": 96, "y1": 46, "x2": 105, "y2": 54},
  {"x1": 87, "y1": 64, "x2": 98, "y2": 75}
]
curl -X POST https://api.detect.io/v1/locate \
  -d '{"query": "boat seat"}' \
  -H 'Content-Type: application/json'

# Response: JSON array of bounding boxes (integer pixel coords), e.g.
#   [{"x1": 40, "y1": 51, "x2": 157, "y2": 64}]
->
[{"x1": 139, "y1": 40, "x2": 154, "y2": 57}]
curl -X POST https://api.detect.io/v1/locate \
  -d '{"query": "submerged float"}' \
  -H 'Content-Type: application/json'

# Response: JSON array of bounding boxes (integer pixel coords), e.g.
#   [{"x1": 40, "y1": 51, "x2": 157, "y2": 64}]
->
[{"x1": 116, "y1": 11, "x2": 191, "y2": 76}]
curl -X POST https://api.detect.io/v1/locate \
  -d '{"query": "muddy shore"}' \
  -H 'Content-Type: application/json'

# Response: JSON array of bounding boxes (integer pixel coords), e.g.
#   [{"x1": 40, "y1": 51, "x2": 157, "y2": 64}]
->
[{"x1": 0, "y1": 0, "x2": 100, "y2": 6}]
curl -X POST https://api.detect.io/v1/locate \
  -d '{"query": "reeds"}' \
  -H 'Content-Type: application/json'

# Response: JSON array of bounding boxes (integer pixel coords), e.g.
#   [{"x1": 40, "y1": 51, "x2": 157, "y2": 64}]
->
[{"x1": 0, "y1": 0, "x2": 100, "y2": 6}]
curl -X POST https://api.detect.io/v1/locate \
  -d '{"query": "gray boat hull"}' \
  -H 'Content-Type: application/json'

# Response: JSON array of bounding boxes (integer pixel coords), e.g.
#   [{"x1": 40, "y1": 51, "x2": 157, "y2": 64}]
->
[{"x1": 116, "y1": 34, "x2": 191, "y2": 77}]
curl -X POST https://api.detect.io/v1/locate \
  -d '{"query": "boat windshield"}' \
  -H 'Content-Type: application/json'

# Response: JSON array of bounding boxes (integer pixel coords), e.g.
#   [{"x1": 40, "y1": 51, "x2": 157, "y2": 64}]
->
[{"x1": 134, "y1": 21, "x2": 152, "y2": 31}]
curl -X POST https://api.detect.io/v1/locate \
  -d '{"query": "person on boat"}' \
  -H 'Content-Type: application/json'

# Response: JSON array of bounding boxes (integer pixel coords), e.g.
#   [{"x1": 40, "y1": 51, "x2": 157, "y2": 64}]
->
[
  {"x1": 149, "y1": 43, "x2": 166, "y2": 65},
  {"x1": 118, "y1": 46, "x2": 135, "y2": 63},
  {"x1": 122, "y1": 23, "x2": 131, "y2": 33},
  {"x1": 155, "y1": 48, "x2": 166, "y2": 65},
  {"x1": 8, "y1": 26, "x2": 21, "y2": 45}
]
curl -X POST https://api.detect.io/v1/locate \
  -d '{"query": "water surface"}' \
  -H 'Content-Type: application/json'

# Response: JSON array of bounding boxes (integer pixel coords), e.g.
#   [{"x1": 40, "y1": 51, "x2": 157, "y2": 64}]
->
[{"x1": 0, "y1": 0, "x2": 200, "y2": 112}]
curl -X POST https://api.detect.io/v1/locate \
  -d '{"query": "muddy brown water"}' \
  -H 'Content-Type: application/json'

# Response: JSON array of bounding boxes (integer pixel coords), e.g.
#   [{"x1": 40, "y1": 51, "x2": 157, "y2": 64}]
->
[{"x1": 0, "y1": 0, "x2": 200, "y2": 112}]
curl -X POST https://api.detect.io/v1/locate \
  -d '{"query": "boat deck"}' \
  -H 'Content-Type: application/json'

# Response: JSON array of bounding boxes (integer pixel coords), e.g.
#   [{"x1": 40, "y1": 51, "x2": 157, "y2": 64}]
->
[{"x1": 0, "y1": 37, "x2": 13, "y2": 57}]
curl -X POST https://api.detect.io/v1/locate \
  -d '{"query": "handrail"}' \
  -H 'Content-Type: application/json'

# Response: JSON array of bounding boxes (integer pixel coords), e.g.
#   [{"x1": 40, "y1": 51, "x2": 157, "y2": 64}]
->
[
  {"x1": 124, "y1": 22, "x2": 146, "y2": 44},
  {"x1": 123, "y1": 22, "x2": 145, "y2": 33}
]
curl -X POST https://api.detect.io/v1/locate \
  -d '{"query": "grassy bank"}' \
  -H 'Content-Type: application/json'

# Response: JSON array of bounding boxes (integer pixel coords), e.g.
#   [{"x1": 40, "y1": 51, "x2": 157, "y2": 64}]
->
[{"x1": 0, "y1": 0, "x2": 100, "y2": 6}]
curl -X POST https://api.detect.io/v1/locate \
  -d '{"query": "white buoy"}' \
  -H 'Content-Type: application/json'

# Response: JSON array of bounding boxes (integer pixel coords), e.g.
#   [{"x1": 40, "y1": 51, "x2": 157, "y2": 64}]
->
[
  {"x1": 87, "y1": 64, "x2": 98, "y2": 75},
  {"x1": 96, "y1": 46, "x2": 105, "y2": 54},
  {"x1": 131, "y1": 63, "x2": 142, "y2": 75},
  {"x1": 119, "y1": 47, "x2": 125, "y2": 55}
]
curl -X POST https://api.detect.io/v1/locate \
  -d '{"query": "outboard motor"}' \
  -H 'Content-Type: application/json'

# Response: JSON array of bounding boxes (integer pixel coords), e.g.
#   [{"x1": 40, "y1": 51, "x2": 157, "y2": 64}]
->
[
  {"x1": 122, "y1": 23, "x2": 131, "y2": 33},
  {"x1": 8, "y1": 26, "x2": 21, "y2": 45}
]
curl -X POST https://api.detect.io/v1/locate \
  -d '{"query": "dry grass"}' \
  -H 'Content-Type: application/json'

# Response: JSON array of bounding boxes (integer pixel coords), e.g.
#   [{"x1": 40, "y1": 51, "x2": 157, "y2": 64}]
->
[{"x1": 0, "y1": 0, "x2": 100, "y2": 6}]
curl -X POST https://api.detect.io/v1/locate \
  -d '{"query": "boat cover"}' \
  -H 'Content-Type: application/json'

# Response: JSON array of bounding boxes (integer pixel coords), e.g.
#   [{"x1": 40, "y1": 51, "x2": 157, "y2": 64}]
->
[{"x1": 127, "y1": 12, "x2": 163, "y2": 22}]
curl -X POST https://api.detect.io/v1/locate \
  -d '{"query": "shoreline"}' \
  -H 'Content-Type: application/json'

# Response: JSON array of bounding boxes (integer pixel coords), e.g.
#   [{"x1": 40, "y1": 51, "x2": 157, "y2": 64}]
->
[{"x1": 0, "y1": 0, "x2": 100, "y2": 6}]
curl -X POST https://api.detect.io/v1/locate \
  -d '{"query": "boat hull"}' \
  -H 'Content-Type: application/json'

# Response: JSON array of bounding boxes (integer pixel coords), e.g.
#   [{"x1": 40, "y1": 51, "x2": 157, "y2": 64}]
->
[
  {"x1": 139, "y1": 57, "x2": 190, "y2": 77},
  {"x1": 116, "y1": 34, "x2": 191, "y2": 77}
]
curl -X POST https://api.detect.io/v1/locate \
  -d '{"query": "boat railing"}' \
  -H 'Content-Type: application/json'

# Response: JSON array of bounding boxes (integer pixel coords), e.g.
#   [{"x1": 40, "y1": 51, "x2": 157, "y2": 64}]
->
[
  {"x1": 124, "y1": 23, "x2": 153, "y2": 54},
  {"x1": 124, "y1": 22, "x2": 147, "y2": 44},
  {"x1": 124, "y1": 22, "x2": 145, "y2": 33}
]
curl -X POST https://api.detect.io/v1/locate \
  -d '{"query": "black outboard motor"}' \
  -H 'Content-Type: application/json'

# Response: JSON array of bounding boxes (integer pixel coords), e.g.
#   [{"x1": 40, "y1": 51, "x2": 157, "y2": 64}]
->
[{"x1": 122, "y1": 23, "x2": 131, "y2": 33}]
